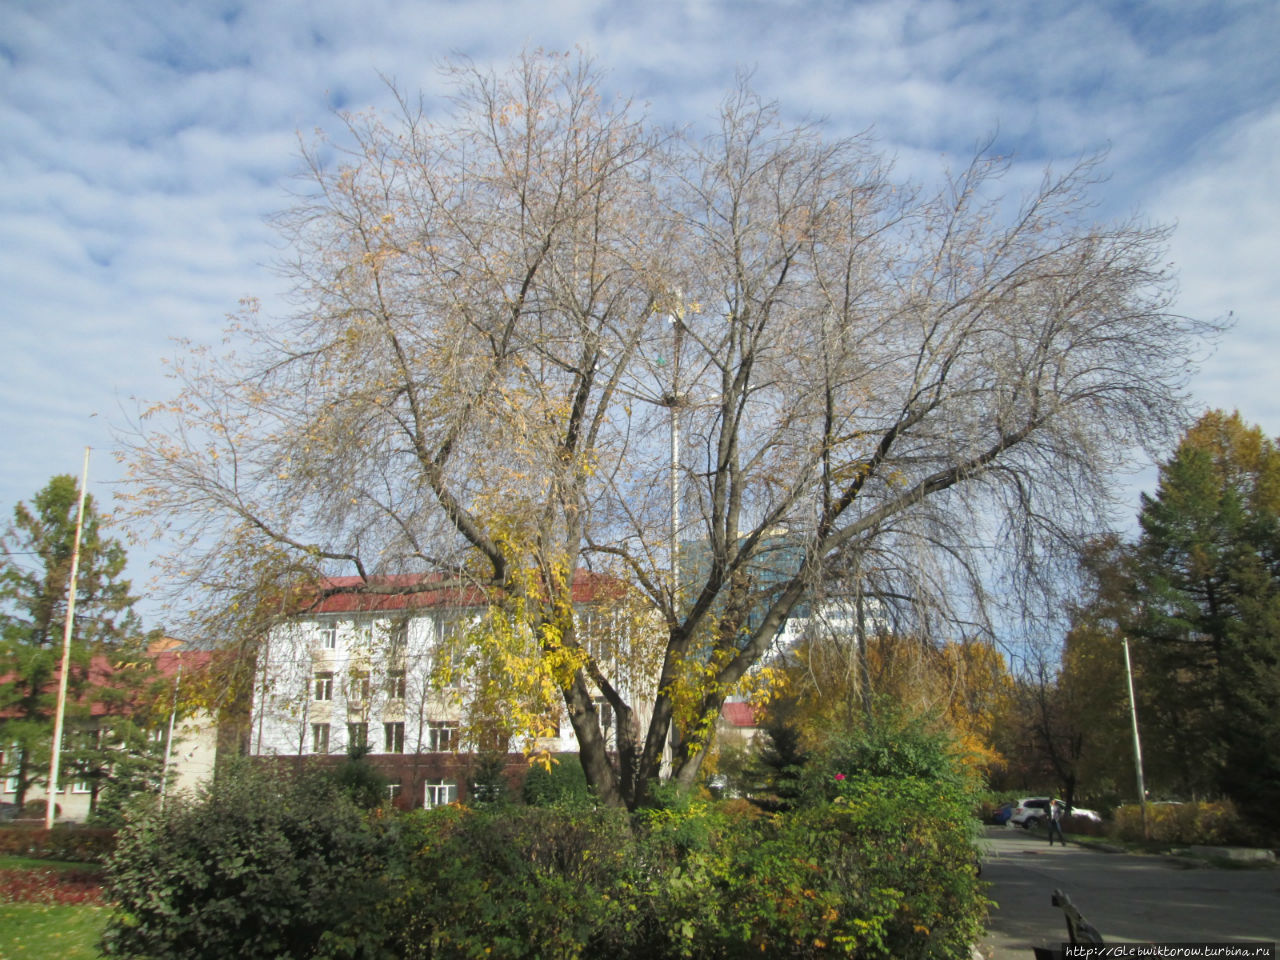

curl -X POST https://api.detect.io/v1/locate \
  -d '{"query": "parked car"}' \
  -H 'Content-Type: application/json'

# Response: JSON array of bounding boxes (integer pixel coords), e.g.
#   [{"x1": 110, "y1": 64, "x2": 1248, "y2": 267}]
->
[
  {"x1": 991, "y1": 801, "x2": 1015, "y2": 825},
  {"x1": 1010, "y1": 797, "x2": 1104, "y2": 829},
  {"x1": 1069, "y1": 806, "x2": 1102, "y2": 823},
  {"x1": 1010, "y1": 796, "x2": 1052, "y2": 828}
]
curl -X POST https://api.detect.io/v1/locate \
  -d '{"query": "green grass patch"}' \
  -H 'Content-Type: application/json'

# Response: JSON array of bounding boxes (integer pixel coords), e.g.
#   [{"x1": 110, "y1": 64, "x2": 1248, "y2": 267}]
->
[
  {"x1": 0, "y1": 903, "x2": 108, "y2": 959},
  {"x1": 0, "y1": 854, "x2": 104, "y2": 873}
]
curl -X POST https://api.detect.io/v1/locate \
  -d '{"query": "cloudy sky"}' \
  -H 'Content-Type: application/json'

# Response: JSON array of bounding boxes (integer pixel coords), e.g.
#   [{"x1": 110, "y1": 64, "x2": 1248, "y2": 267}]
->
[{"x1": 2, "y1": 0, "x2": 1278, "y2": 617}]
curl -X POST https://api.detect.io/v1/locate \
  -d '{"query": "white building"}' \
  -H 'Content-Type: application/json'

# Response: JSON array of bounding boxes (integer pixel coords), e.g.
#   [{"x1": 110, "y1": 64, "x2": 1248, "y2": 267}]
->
[{"x1": 249, "y1": 572, "x2": 650, "y2": 807}]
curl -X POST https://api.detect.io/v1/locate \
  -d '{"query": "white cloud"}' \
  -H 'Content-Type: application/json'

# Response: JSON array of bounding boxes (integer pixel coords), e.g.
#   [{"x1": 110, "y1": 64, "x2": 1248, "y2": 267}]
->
[
  {"x1": 1, "y1": 0, "x2": 1277, "y2": 622},
  {"x1": 1150, "y1": 106, "x2": 1280, "y2": 437}
]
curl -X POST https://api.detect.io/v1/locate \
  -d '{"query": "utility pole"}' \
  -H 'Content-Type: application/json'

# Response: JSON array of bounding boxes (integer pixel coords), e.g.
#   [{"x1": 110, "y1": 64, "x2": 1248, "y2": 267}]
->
[
  {"x1": 46, "y1": 447, "x2": 90, "y2": 830},
  {"x1": 666, "y1": 310, "x2": 684, "y2": 602},
  {"x1": 1122, "y1": 636, "x2": 1149, "y2": 839}
]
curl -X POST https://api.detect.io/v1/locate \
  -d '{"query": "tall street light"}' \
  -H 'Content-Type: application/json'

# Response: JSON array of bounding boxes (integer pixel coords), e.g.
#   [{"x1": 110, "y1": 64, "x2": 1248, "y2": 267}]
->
[{"x1": 1122, "y1": 636, "x2": 1150, "y2": 839}]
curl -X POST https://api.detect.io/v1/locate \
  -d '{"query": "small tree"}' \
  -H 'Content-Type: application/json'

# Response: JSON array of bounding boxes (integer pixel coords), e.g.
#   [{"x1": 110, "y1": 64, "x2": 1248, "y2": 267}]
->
[{"x1": 330, "y1": 742, "x2": 391, "y2": 810}]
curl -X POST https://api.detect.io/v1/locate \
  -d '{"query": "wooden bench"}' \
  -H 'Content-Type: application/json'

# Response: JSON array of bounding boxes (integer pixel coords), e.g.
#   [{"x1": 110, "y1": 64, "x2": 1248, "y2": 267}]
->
[{"x1": 1030, "y1": 888, "x2": 1103, "y2": 959}]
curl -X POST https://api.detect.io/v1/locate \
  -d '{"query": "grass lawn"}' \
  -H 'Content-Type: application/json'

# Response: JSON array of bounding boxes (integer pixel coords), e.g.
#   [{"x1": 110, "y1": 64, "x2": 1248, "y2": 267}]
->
[
  {"x1": 0, "y1": 902, "x2": 109, "y2": 959},
  {"x1": 0, "y1": 854, "x2": 104, "y2": 872},
  {"x1": 0, "y1": 854, "x2": 110, "y2": 958}
]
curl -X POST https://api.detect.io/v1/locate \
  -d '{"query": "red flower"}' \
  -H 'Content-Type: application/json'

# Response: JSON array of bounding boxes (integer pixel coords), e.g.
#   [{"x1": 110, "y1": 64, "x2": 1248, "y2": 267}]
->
[{"x1": 834, "y1": 773, "x2": 846, "y2": 781}]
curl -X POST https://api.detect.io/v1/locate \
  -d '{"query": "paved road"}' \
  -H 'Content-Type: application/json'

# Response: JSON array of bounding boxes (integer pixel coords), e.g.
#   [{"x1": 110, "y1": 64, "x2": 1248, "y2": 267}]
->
[{"x1": 978, "y1": 825, "x2": 1280, "y2": 958}]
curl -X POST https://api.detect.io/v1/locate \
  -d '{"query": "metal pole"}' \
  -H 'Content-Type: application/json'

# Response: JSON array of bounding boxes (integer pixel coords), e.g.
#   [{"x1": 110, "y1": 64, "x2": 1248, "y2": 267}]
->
[
  {"x1": 1122, "y1": 637, "x2": 1149, "y2": 839},
  {"x1": 46, "y1": 448, "x2": 90, "y2": 830},
  {"x1": 668, "y1": 311, "x2": 684, "y2": 601},
  {"x1": 670, "y1": 399, "x2": 679, "y2": 593}
]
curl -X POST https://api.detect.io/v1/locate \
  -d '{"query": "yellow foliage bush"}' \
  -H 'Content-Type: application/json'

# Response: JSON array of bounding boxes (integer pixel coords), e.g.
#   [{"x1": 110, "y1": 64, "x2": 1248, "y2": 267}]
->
[{"x1": 1110, "y1": 800, "x2": 1247, "y2": 845}]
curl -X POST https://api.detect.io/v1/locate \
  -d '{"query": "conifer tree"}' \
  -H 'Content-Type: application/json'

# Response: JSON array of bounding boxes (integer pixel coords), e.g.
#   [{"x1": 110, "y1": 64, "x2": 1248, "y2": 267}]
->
[
  {"x1": 0, "y1": 475, "x2": 151, "y2": 811},
  {"x1": 1130, "y1": 411, "x2": 1280, "y2": 832}
]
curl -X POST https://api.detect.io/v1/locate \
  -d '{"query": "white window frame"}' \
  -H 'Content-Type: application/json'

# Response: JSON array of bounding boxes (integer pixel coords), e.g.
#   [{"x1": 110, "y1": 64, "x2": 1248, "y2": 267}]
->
[
  {"x1": 314, "y1": 672, "x2": 334, "y2": 701},
  {"x1": 2, "y1": 748, "x2": 18, "y2": 793},
  {"x1": 427, "y1": 721, "x2": 458, "y2": 752},
  {"x1": 386, "y1": 668, "x2": 406, "y2": 700},
  {"x1": 347, "y1": 671, "x2": 371, "y2": 704},
  {"x1": 383, "y1": 721, "x2": 405, "y2": 754},
  {"x1": 311, "y1": 722, "x2": 330, "y2": 753},
  {"x1": 423, "y1": 779, "x2": 457, "y2": 808},
  {"x1": 318, "y1": 625, "x2": 337, "y2": 649}
]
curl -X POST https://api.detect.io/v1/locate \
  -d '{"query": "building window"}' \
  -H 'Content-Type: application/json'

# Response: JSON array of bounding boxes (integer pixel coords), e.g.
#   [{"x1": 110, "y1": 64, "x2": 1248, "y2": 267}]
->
[
  {"x1": 383, "y1": 721, "x2": 405, "y2": 754},
  {"x1": 387, "y1": 780, "x2": 402, "y2": 802},
  {"x1": 386, "y1": 668, "x2": 406, "y2": 700},
  {"x1": 427, "y1": 721, "x2": 458, "y2": 752},
  {"x1": 594, "y1": 696, "x2": 613, "y2": 734},
  {"x1": 1, "y1": 748, "x2": 17, "y2": 794},
  {"x1": 423, "y1": 779, "x2": 457, "y2": 808},
  {"x1": 347, "y1": 722, "x2": 368, "y2": 750},
  {"x1": 347, "y1": 671, "x2": 371, "y2": 703},
  {"x1": 318, "y1": 625, "x2": 337, "y2": 649},
  {"x1": 433, "y1": 632, "x2": 465, "y2": 688},
  {"x1": 314, "y1": 672, "x2": 334, "y2": 701},
  {"x1": 71, "y1": 781, "x2": 92, "y2": 794},
  {"x1": 311, "y1": 723, "x2": 330, "y2": 753},
  {"x1": 1, "y1": 750, "x2": 15, "y2": 794}
]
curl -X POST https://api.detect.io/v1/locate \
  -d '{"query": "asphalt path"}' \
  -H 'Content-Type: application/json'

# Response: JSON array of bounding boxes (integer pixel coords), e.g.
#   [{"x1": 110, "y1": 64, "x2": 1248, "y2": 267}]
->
[{"x1": 977, "y1": 825, "x2": 1280, "y2": 958}]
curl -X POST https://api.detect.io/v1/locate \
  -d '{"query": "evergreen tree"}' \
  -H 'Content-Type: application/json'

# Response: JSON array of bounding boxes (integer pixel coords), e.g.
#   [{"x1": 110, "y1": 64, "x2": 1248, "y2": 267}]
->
[
  {"x1": 0, "y1": 475, "x2": 152, "y2": 811},
  {"x1": 1130, "y1": 411, "x2": 1280, "y2": 832}
]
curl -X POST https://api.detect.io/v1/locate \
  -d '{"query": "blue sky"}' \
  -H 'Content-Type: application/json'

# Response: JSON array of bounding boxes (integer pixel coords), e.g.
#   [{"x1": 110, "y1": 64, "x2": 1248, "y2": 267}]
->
[{"x1": 2, "y1": 0, "x2": 1278, "y2": 618}]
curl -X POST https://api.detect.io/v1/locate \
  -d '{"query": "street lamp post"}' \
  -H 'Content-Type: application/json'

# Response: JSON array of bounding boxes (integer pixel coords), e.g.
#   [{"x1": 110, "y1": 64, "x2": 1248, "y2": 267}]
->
[
  {"x1": 46, "y1": 447, "x2": 90, "y2": 830},
  {"x1": 1122, "y1": 636, "x2": 1150, "y2": 839},
  {"x1": 665, "y1": 313, "x2": 685, "y2": 600}
]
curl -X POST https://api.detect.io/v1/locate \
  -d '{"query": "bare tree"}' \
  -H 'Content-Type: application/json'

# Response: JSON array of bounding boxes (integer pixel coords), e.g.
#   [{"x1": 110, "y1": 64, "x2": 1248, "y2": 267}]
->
[{"x1": 121, "y1": 51, "x2": 1215, "y2": 808}]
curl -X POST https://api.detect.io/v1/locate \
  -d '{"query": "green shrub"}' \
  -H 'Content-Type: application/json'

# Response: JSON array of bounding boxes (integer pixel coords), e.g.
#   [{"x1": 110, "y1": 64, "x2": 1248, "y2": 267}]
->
[
  {"x1": 101, "y1": 761, "x2": 393, "y2": 959},
  {"x1": 626, "y1": 782, "x2": 986, "y2": 960},
  {"x1": 93, "y1": 753, "x2": 988, "y2": 959},
  {"x1": 386, "y1": 804, "x2": 633, "y2": 959},
  {"x1": 1110, "y1": 800, "x2": 1251, "y2": 846},
  {"x1": 627, "y1": 799, "x2": 733, "y2": 958},
  {"x1": 520, "y1": 753, "x2": 592, "y2": 806},
  {"x1": 807, "y1": 708, "x2": 981, "y2": 802}
]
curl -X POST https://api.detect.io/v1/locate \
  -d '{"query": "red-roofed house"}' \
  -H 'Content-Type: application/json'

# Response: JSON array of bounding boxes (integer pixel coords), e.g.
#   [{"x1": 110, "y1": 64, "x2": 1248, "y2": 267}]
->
[{"x1": 1, "y1": 641, "x2": 219, "y2": 821}]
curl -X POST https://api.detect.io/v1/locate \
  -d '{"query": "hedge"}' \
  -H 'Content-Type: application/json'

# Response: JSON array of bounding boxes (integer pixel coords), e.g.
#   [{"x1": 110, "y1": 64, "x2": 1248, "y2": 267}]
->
[
  {"x1": 0, "y1": 825, "x2": 117, "y2": 863},
  {"x1": 1110, "y1": 800, "x2": 1252, "y2": 846}
]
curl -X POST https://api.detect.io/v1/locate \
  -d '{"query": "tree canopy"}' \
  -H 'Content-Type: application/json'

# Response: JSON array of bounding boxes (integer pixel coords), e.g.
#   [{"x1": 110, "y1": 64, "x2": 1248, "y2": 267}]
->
[{"x1": 122, "y1": 51, "x2": 1213, "y2": 808}]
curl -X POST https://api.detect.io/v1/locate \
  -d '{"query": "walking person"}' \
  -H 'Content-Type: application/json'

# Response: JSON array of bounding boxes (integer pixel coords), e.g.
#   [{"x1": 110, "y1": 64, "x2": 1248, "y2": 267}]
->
[{"x1": 1048, "y1": 798, "x2": 1067, "y2": 846}]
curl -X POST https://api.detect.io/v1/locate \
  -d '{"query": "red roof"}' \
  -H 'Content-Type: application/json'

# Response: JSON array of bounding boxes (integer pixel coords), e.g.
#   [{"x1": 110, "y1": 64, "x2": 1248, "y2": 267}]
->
[
  {"x1": 0, "y1": 643, "x2": 211, "y2": 718},
  {"x1": 307, "y1": 570, "x2": 623, "y2": 615},
  {"x1": 721, "y1": 701, "x2": 762, "y2": 728}
]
